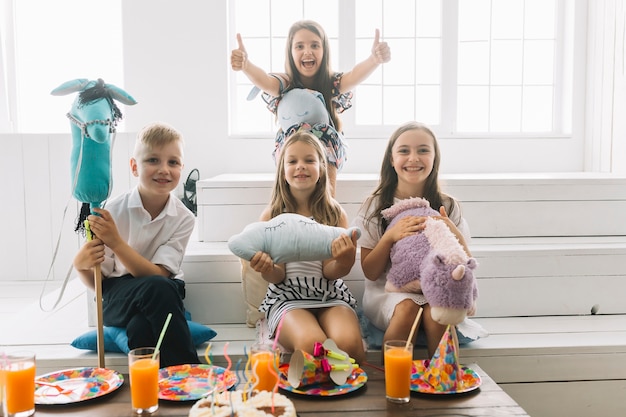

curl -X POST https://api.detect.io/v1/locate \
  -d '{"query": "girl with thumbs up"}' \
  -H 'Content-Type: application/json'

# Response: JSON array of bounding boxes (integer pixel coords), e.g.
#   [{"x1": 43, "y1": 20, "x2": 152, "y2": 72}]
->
[{"x1": 231, "y1": 20, "x2": 391, "y2": 196}]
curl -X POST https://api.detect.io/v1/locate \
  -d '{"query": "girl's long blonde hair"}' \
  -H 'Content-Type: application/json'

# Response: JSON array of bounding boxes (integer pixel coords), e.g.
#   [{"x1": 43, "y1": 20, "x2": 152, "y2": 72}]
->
[{"x1": 268, "y1": 131, "x2": 342, "y2": 226}]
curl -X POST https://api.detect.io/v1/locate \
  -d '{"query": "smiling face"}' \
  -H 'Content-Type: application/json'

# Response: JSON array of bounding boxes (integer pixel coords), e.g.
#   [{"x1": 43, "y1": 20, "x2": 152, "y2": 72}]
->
[
  {"x1": 391, "y1": 128, "x2": 436, "y2": 195},
  {"x1": 283, "y1": 139, "x2": 322, "y2": 194},
  {"x1": 291, "y1": 28, "x2": 324, "y2": 82},
  {"x1": 131, "y1": 140, "x2": 184, "y2": 200}
]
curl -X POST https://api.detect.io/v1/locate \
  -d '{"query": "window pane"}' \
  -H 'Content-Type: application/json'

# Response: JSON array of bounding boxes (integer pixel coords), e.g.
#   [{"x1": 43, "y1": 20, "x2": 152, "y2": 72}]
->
[
  {"x1": 416, "y1": 0, "x2": 441, "y2": 37},
  {"x1": 355, "y1": 85, "x2": 382, "y2": 125},
  {"x1": 304, "y1": 0, "x2": 338, "y2": 36},
  {"x1": 491, "y1": 0, "x2": 523, "y2": 39},
  {"x1": 490, "y1": 86, "x2": 522, "y2": 132},
  {"x1": 416, "y1": 39, "x2": 440, "y2": 85},
  {"x1": 415, "y1": 85, "x2": 440, "y2": 125},
  {"x1": 458, "y1": 0, "x2": 490, "y2": 41},
  {"x1": 384, "y1": 86, "x2": 415, "y2": 125},
  {"x1": 524, "y1": 40, "x2": 555, "y2": 85},
  {"x1": 272, "y1": 1, "x2": 301, "y2": 35},
  {"x1": 14, "y1": 0, "x2": 123, "y2": 133},
  {"x1": 384, "y1": 39, "x2": 415, "y2": 86},
  {"x1": 383, "y1": 0, "x2": 416, "y2": 38},
  {"x1": 525, "y1": 0, "x2": 556, "y2": 38},
  {"x1": 355, "y1": 0, "x2": 383, "y2": 37},
  {"x1": 458, "y1": 42, "x2": 489, "y2": 85},
  {"x1": 457, "y1": 86, "x2": 488, "y2": 132},
  {"x1": 522, "y1": 86, "x2": 553, "y2": 131},
  {"x1": 491, "y1": 40, "x2": 523, "y2": 85},
  {"x1": 235, "y1": 86, "x2": 275, "y2": 134},
  {"x1": 238, "y1": 0, "x2": 270, "y2": 36}
]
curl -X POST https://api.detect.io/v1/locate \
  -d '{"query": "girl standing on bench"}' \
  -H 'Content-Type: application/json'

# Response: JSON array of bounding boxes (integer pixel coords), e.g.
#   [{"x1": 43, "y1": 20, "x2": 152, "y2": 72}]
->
[
  {"x1": 250, "y1": 130, "x2": 365, "y2": 364},
  {"x1": 353, "y1": 121, "x2": 473, "y2": 358},
  {"x1": 231, "y1": 19, "x2": 390, "y2": 196}
]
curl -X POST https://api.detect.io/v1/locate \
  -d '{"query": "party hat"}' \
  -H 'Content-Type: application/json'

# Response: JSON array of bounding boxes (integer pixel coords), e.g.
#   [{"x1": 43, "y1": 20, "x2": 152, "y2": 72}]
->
[
  {"x1": 287, "y1": 339, "x2": 355, "y2": 387},
  {"x1": 422, "y1": 324, "x2": 461, "y2": 392}
]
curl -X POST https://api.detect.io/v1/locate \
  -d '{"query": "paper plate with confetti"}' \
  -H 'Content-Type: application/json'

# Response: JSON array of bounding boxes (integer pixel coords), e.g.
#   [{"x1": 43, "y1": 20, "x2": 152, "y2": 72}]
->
[
  {"x1": 158, "y1": 364, "x2": 237, "y2": 401},
  {"x1": 278, "y1": 363, "x2": 367, "y2": 396},
  {"x1": 35, "y1": 367, "x2": 124, "y2": 405}
]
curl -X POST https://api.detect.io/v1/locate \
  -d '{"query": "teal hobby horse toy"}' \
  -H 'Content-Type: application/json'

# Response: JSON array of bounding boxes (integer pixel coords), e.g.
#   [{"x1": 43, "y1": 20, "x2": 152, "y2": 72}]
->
[{"x1": 51, "y1": 78, "x2": 137, "y2": 233}]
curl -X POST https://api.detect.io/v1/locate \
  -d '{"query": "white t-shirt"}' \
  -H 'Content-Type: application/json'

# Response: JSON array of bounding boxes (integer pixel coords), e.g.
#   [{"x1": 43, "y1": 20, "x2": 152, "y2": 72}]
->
[{"x1": 100, "y1": 187, "x2": 195, "y2": 280}]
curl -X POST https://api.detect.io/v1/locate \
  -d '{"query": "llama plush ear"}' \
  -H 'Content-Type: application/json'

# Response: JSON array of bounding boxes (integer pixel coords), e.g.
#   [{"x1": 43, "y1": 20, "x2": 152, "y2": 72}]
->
[
  {"x1": 228, "y1": 213, "x2": 361, "y2": 264},
  {"x1": 105, "y1": 83, "x2": 138, "y2": 105},
  {"x1": 50, "y1": 78, "x2": 91, "y2": 95}
]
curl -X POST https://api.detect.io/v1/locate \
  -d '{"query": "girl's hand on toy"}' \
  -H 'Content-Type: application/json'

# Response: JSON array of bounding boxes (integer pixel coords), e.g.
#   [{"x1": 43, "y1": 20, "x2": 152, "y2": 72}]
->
[
  {"x1": 433, "y1": 206, "x2": 458, "y2": 233},
  {"x1": 371, "y1": 29, "x2": 391, "y2": 64},
  {"x1": 250, "y1": 251, "x2": 275, "y2": 274},
  {"x1": 330, "y1": 231, "x2": 358, "y2": 267},
  {"x1": 231, "y1": 33, "x2": 249, "y2": 71},
  {"x1": 88, "y1": 208, "x2": 124, "y2": 251},
  {"x1": 386, "y1": 215, "x2": 426, "y2": 243}
]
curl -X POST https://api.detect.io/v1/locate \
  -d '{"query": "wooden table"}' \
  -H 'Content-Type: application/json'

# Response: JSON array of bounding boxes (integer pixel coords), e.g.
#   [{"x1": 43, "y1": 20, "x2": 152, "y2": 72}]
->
[{"x1": 32, "y1": 364, "x2": 530, "y2": 416}]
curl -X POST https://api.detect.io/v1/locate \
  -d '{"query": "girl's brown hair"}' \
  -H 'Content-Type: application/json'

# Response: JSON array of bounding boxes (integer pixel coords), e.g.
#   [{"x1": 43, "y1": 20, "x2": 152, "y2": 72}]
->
[
  {"x1": 285, "y1": 20, "x2": 342, "y2": 132},
  {"x1": 269, "y1": 131, "x2": 342, "y2": 226}
]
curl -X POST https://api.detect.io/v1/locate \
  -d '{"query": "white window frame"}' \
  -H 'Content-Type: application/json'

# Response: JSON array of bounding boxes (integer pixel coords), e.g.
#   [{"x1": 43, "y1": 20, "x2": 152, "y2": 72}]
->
[{"x1": 228, "y1": 0, "x2": 588, "y2": 144}]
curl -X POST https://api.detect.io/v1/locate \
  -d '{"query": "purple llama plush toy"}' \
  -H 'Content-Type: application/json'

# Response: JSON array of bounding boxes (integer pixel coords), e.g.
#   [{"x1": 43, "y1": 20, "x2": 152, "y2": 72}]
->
[{"x1": 382, "y1": 197, "x2": 478, "y2": 325}]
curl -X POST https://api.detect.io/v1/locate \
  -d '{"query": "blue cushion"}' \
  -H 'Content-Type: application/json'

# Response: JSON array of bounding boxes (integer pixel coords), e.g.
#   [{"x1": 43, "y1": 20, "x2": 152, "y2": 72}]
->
[{"x1": 71, "y1": 320, "x2": 217, "y2": 354}]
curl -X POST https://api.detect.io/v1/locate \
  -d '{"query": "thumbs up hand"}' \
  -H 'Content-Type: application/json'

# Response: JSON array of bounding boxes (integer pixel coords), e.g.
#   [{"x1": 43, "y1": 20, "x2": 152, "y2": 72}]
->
[
  {"x1": 371, "y1": 29, "x2": 391, "y2": 64},
  {"x1": 231, "y1": 33, "x2": 249, "y2": 71}
]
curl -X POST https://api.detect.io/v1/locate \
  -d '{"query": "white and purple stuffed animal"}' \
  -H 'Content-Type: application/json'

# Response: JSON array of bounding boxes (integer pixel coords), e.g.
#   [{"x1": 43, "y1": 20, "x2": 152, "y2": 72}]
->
[{"x1": 382, "y1": 197, "x2": 478, "y2": 325}]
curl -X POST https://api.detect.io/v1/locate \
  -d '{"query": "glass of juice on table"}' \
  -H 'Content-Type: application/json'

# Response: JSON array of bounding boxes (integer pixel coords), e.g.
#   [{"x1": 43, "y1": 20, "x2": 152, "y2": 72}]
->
[
  {"x1": 250, "y1": 343, "x2": 280, "y2": 392},
  {"x1": 384, "y1": 340, "x2": 413, "y2": 403},
  {"x1": 2, "y1": 351, "x2": 36, "y2": 417},
  {"x1": 129, "y1": 347, "x2": 159, "y2": 415}
]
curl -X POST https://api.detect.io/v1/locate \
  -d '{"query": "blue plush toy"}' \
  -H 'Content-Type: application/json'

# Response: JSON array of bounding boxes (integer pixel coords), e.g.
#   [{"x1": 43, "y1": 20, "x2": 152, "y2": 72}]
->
[
  {"x1": 274, "y1": 88, "x2": 347, "y2": 170},
  {"x1": 228, "y1": 213, "x2": 361, "y2": 264},
  {"x1": 51, "y1": 78, "x2": 137, "y2": 232}
]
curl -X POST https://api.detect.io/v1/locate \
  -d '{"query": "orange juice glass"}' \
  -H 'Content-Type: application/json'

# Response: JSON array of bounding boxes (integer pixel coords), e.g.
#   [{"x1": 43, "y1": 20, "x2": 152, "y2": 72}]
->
[
  {"x1": 3, "y1": 351, "x2": 36, "y2": 417},
  {"x1": 128, "y1": 347, "x2": 159, "y2": 414},
  {"x1": 250, "y1": 344, "x2": 280, "y2": 392},
  {"x1": 384, "y1": 340, "x2": 413, "y2": 403}
]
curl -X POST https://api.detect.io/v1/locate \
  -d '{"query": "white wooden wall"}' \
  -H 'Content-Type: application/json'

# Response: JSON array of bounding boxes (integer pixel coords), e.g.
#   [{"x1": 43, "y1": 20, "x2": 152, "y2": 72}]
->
[{"x1": 0, "y1": 132, "x2": 136, "y2": 281}]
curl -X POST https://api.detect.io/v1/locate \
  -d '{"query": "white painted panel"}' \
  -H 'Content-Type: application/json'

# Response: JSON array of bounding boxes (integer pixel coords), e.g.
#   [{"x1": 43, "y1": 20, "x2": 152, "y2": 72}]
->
[
  {"x1": 0, "y1": 135, "x2": 27, "y2": 278},
  {"x1": 503, "y1": 380, "x2": 626, "y2": 417},
  {"x1": 23, "y1": 135, "x2": 54, "y2": 281},
  {"x1": 184, "y1": 282, "x2": 247, "y2": 324},
  {"x1": 47, "y1": 134, "x2": 80, "y2": 282},
  {"x1": 464, "y1": 200, "x2": 626, "y2": 237},
  {"x1": 475, "y1": 275, "x2": 626, "y2": 316},
  {"x1": 198, "y1": 205, "x2": 266, "y2": 242}
]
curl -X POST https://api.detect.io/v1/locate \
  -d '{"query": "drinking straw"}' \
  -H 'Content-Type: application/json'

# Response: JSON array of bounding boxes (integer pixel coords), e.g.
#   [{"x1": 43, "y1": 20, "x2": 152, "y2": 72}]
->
[
  {"x1": 272, "y1": 311, "x2": 287, "y2": 351},
  {"x1": 153, "y1": 312, "x2": 172, "y2": 360},
  {"x1": 405, "y1": 306, "x2": 424, "y2": 351}
]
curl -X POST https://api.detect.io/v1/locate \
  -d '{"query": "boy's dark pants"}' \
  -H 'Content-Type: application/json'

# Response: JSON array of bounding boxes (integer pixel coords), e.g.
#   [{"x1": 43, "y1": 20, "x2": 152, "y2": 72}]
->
[{"x1": 102, "y1": 274, "x2": 200, "y2": 367}]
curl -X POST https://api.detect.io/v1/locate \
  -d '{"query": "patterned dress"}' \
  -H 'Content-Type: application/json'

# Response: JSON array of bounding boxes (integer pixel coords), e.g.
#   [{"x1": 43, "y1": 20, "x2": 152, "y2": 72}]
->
[
  {"x1": 262, "y1": 72, "x2": 353, "y2": 170},
  {"x1": 259, "y1": 259, "x2": 358, "y2": 337}
]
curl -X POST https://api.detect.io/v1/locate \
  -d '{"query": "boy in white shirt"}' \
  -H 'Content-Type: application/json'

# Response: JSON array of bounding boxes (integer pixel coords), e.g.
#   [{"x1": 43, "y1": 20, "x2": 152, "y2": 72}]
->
[{"x1": 73, "y1": 122, "x2": 200, "y2": 367}]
